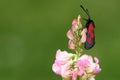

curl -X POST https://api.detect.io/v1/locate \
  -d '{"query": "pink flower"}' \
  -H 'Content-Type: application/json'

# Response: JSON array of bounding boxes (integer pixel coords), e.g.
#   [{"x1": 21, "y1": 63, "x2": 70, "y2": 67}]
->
[
  {"x1": 52, "y1": 49, "x2": 74, "y2": 79},
  {"x1": 68, "y1": 40, "x2": 76, "y2": 50},
  {"x1": 86, "y1": 57, "x2": 101, "y2": 74},
  {"x1": 55, "y1": 49, "x2": 74, "y2": 64},
  {"x1": 76, "y1": 54, "x2": 101, "y2": 75},
  {"x1": 53, "y1": 52, "x2": 101, "y2": 80},
  {"x1": 67, "y1": 29, "x2": 74, "y2": 40}
]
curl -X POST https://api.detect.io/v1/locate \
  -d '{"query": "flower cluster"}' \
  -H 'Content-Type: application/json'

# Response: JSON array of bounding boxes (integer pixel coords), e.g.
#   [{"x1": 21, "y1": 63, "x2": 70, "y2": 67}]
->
[
  {"x1": 66, "y1": 15, "x2": 87, "y2": 50},
  {"x1": 52, "y1": 15, "x2": 101, "y2": 80},
  {"x1": 52, "y1": 50, "x2": 101, "y2": 80}
]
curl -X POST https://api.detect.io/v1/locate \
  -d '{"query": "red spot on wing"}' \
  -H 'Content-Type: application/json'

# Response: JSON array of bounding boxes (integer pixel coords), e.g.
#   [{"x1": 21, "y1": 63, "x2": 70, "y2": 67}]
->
[
  {"x1": 91, "y1": 33, "x2": 94, "y2": 38},
  {"x1": 87, "y1": 38, "x2": 92, "y2": 44},
  {"x1": 89, "y1": 32, "x2": 94, "y2": 38},
  {"x1": 88, "y1": 23, "x2": 94, "y2": 31}
]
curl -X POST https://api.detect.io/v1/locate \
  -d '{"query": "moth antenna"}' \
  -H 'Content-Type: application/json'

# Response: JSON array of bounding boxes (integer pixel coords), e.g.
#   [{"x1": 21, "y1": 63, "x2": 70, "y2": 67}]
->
[
  {"x1": 86, "y1": 9, "x2": 91, "y2": 19},
  {"x1": 80, "y1": 5, "x2": 91, "y2": 19}
]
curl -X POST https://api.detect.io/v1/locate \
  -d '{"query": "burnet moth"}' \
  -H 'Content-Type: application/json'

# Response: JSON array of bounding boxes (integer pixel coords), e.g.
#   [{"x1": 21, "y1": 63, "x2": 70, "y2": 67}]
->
[{"x1": 80, "y1": 5, "x2": 95, "y2": 50}]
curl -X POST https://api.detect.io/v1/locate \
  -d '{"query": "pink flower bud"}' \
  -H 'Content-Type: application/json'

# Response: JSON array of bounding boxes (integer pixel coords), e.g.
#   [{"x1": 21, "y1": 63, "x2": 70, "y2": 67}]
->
[
  {"x1": 81, "y1": 28, "x2": 87, "y2": 43},
  {"x1": 71, "y1": 19, "x2": 78, "y2": 31},
  {"x1": 67, "y1": 29, "x2": 74, "y2": 40},
  {"x1": 72, "y1": 19, "x2": 77, "y2": 28},
  {"x1": 77, "y1": 15, "x2": 81, "y2": 24},
  {"x1": 77, "y1": 15, "x2": 82, "y2": 28},
  {"x1": 68, "y1": 40, "x2": 76, "y2": 50}
]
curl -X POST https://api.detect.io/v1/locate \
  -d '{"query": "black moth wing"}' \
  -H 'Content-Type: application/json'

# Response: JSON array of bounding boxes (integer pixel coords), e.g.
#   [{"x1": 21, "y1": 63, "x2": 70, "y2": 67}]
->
[{"x1": 84, "y1": 19, "x2": 95, "y2": 50}]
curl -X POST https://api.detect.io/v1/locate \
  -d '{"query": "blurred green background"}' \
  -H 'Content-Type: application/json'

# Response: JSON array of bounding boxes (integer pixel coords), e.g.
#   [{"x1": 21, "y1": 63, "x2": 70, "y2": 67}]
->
[{"x1": 0, "y1": 0, "x2": 120, "y2": 80}]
